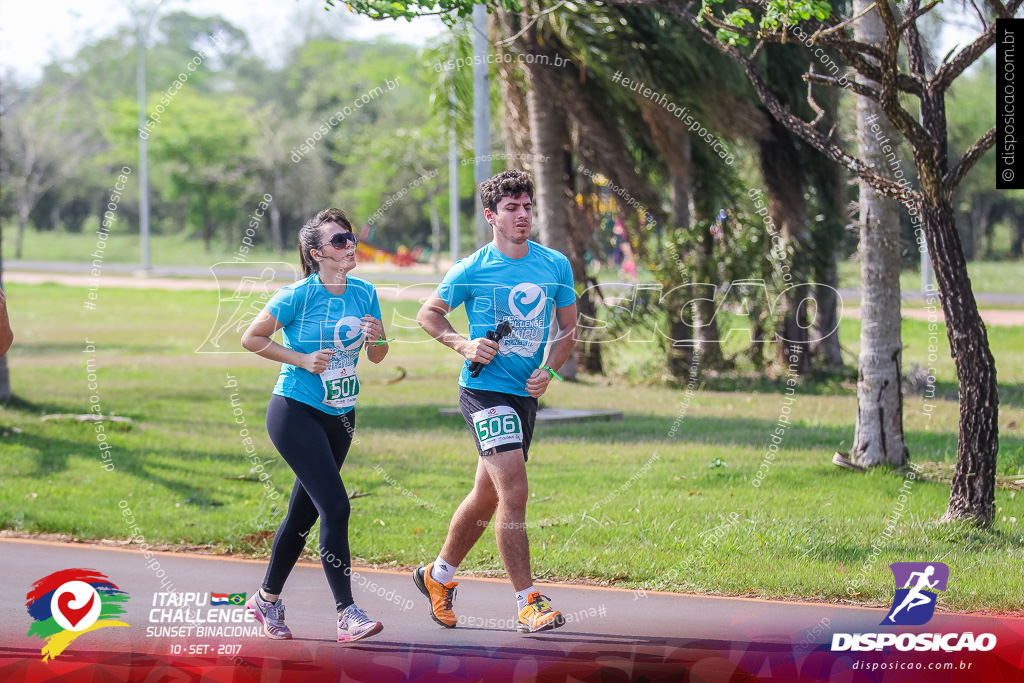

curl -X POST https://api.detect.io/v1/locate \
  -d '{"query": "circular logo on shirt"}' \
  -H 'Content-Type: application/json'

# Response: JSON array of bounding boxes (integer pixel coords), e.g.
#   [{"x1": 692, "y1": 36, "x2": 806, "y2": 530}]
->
[
  {"x1": 333, "y1": 316, "x2": 365, "y2": 350},
  {"x1": 508, "y1": 283, "x2": 546, "y2": 321}
]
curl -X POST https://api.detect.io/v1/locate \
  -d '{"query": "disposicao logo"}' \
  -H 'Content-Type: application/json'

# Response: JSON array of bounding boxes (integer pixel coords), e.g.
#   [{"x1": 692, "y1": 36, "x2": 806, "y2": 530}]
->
[
  {"x1": 883, "y1": 562, "x2": 949, "y2": 626},
  {"x1": 25, "y1": 569, "x2": 130, "y2": 662},
  {"x1": 831, "y1": 562, "x2": 996, "y2": 653}
]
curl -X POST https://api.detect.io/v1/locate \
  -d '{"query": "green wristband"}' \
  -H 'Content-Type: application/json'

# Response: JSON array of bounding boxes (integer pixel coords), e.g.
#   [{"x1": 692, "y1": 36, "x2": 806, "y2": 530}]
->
[
  {"x1": 541, "y1": 365, "x2": 563, "y2": 381},
  {"x1": 374, "y1": 338, "x2": 394, "y2": 346}
]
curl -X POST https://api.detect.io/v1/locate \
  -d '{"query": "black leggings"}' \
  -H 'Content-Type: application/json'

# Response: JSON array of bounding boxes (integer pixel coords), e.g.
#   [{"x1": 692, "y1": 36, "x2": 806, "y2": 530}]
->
[{"x1": 262, "y1": 394, "x2": 356, "y2": 612}]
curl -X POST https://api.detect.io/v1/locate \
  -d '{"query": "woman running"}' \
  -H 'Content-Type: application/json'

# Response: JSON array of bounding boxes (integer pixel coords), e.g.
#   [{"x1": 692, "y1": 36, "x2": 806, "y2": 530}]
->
[{"x1": 241, "y1": 208, "x2": 388, "y2": 643}]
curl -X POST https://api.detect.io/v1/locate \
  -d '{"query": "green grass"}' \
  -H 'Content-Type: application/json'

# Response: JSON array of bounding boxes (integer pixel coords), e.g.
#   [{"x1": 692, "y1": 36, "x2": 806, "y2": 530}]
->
[
  {"x1": 13, "y1": 227, "x2": 288, "y2": 267},
  {"x1": 1, "y1": 282, "x2": 1023, "y2": 612},
  {"x1": 838, "y1": 258, "x2": 1024, "y2": 296}
]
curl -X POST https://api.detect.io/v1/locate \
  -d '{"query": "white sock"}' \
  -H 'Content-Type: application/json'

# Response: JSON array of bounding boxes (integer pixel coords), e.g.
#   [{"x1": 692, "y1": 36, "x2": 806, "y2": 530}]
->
[
  {"x1": 259, "y1": 588, "x2": 279, "y2": 603},
  {"x1": 430, "y1": 556, "x2": 457, "y2": 584},
  {"x1": 516, "y1": 586, "x2": 537, "y2": 610}
]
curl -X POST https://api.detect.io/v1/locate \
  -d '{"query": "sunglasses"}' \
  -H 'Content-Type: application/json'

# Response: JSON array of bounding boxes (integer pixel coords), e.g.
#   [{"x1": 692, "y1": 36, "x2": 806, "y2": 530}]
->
[{"x1": 323, "y1": 232, "x2": 358, "y2": 249}]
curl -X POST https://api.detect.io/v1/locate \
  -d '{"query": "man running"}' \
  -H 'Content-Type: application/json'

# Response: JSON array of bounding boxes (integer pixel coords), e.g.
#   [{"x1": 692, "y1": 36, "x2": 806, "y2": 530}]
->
[{"x1": 414, "y1": 169, "x2": 577, "y2": 633}]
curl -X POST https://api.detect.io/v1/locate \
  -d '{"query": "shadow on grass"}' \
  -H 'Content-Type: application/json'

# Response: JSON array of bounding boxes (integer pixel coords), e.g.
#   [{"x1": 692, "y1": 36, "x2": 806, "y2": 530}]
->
[
  {"x1": 907, "y1": 379, "x2": 1024, "y2": 409},
  {"x1": 0, "y1": 394, "x2": 80, "y2": 415},
  {"x1": 682, "y1": 367, "x2": 857, "y2": 396},
  {"x1": 4, "y1": 428, "x2": 249, "y2": 508},
  {"x1": 13, "y1": 342, "x2": 179, "y2": 355},
  {"x1": 345, "y1": 404, "x2": 1024, "y2": 469}
]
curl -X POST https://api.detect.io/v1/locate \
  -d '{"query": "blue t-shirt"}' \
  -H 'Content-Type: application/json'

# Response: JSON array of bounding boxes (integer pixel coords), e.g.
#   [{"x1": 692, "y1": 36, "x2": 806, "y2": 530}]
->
[
  {"x1": 437, "y1": 241, "x2": 575, "y2": 396},
  {"x1": 265, "y1": 273, "x2": 382, "y2": 415}
]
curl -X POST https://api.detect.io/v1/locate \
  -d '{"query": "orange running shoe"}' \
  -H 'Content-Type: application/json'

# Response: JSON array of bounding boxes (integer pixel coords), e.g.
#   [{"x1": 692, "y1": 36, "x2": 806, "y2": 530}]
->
[
  {"x1": 516, "y1": 591, "x2": 565, "y2": 633},
  {"x1": 413, "y1": 564, "x2": 458, "y2": 628}
]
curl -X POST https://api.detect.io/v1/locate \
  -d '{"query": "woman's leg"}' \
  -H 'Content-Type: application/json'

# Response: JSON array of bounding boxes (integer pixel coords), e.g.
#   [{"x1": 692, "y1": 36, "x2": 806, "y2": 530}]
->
[{"x1": 261, "y1": 395, "x2": 355, "y2": 611}]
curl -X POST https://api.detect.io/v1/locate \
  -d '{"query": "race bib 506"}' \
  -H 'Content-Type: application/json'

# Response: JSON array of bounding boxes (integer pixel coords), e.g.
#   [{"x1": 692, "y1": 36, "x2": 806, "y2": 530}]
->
[{"x1": 471, "y1": 406, "x2": 523, "y2": 451}]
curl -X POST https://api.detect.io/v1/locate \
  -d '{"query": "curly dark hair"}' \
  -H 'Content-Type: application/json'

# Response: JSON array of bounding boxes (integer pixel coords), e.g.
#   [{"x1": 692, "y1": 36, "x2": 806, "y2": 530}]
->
[
  {"x1": 298, "y1": 208, "x2": 354, "y2": 277},
  {"x1": 479, "y1": 169, "x2": 534, "y2": 213}
]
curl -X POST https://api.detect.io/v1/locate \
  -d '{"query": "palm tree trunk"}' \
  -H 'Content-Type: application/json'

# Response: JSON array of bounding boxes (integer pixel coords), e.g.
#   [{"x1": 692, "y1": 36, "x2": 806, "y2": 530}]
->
[
  {"x1": 813, "y1": 257, "x2": 843, "y2": 367},
  {"x1": 638, "y1": 98, "x2": 725, "y2": 370},
  {"x1": 525, "y1": 69, "x2": 570, "y2": 257},
  {"x1": 759, "y1": 116, "x2": 810, "y2": 373},
  {"x1": 850, "y1": 0, "x2": 908, "y2": 466},
  {"x1": 270, "y1": 171, "x2": 284, "y2": 253},
  {"x1": 0, "y1": 223, "x2": 11, "y2": 401},
  {"x1": 15, "y1": 205, "x2": 30, "y2": 260}
]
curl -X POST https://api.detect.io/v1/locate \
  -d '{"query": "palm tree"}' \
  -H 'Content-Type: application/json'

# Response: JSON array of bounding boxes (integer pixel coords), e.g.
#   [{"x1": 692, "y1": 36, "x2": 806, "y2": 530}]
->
[{"x1": 849, "y1": 0, "x2": 908, "y2": 467}]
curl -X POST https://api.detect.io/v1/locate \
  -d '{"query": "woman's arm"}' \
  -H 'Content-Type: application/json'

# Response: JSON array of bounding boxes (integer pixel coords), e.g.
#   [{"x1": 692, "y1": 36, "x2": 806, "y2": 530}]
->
[
  {"x1": 361, "y1": 314, "x2": 388, "y2": 364},
  {"x1": 242, "y1": 308, "x2": 333, "y2": 373}
]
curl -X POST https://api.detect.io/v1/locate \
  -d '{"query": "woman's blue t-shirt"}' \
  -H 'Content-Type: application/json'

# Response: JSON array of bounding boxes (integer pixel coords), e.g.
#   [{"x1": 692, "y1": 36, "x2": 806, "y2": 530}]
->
[{"x1": 265, "y1": 273, "x2": 381, "y2": 415}]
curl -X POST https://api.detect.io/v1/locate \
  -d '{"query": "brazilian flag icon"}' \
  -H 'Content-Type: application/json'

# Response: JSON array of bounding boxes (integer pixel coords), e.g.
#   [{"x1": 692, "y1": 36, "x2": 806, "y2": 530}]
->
[{"x1": 228, "y1": 593, "x2": 246, "y2": 606}]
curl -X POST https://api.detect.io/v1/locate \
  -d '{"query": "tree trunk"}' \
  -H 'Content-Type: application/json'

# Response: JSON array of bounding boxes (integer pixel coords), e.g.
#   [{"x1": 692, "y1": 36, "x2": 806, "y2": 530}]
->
[
  {"x1": 522, "y1": 32, "x2": 575, "y2": 379},
  {"x1": 638, "y1": 98, "x2": 725, "y2": 370},
  {"x1": 564, "y1": 152, "x2": 603, "y2": 374},
  {"x1": 15, "y1": 205, "x2": 30, "y2": 259},
  {"x1": 850, "y1": 0, "x2": 908, "y2": 467},
  {"x1": 1011, "y1": 205, "x2": 1023, "y2": 259},
  {"x1": 525, "y1": 66, "x2": 570, "y2": 258},
  {"x1": 922, "y1": 197, "x2": 998, "y2": 526},
  {"x1": 813, "y1": 256, "x2": 843, "y2": 367},
  {"x1": 759, "y1": 116, "x2": 810, "y2": 373},
  {"x1": 493, "y1": 10, "x2": 534, "y2": 172},
  {"x1": 810, "y1": 85, "x2": 845, "y2": 369},
  {"x1": 0, "y1": 231, "x2": 10, "y2": 401},
  {"x1": 270, "y1": 171, "x2": 284, "y2": 253},
  {"x1": 850, "y1": 192, "x2": 907, "y2": 466},
  {"x1": 666, "y1": 292, "x2": 694, "y2": 379}
]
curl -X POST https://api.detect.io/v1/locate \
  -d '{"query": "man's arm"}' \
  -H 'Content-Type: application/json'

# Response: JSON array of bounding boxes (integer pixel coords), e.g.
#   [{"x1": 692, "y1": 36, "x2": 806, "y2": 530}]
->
[
  {"x1": 0, "y1": 289, "x2": 12, "y2": 357},
  {"x1": 416, "y1": 292, "x2": 498, "y2": 364},
  {"x1": 525, "y1": 302, "x2": 577, "y2": 398}
]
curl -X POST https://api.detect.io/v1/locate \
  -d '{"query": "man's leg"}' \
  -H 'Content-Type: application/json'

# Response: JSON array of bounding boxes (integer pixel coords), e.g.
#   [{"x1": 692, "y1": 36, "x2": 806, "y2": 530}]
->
[
  {"x1": 478, "y1": 448, "x2": 531, "y2": 591},
  {"x1": 478, "y1": 447, "x2": 562, "y2": 633},
  {"x1": 439, "y1": 458, "x2": 499, "y2": 565},
  {"x1": 413, "y1": 458, "x2": 498, "y2": 628}
]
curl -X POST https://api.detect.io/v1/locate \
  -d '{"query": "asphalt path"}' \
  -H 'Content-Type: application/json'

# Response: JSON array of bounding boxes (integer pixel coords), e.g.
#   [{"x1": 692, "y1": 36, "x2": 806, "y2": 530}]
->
[{"x1": 2, "y1": 538, "x2": 1022, "y2": 682}]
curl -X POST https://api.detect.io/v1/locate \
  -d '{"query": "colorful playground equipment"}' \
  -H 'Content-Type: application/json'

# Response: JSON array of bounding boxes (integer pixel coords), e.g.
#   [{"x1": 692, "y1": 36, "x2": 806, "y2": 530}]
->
[{"x1": 356, "y1": 228, "x2": 422, "y2": 267}]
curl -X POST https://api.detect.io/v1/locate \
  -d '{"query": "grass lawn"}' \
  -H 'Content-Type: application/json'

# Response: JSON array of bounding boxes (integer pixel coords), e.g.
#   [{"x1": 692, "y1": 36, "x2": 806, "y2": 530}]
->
[
  {"x1": 837, "y1": 258, "x2": 1024, "y2": 296},
  {"x1": 1, "y1": 282, "x2": 1023, "y2": 612},
  {"x1": 14, "y1": 229, "x2": 289, "y2": 267}
]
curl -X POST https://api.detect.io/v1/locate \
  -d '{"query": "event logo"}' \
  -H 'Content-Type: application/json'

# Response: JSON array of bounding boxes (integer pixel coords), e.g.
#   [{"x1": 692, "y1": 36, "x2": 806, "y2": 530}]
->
[
  {"x1": 495, "y1": 282, "x2": 548, "y2": 357},
  {"x1": 882, "y1": 562, "x2": 949, "y2": 626},
  {"x1": 331, "y1": 316, "x2": 366, "y2": 350},
  {"x1": 25, "y1": 569, "x2": 130, "y2": 662}
]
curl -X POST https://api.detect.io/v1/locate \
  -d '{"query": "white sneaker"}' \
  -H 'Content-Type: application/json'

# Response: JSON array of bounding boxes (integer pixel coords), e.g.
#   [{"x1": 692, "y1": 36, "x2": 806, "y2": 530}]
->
[
  {"x1": 337, "y1": 604, "x2": 383, "y2": 643},
  {"x1": 246, "y1": 591, "x2": 293, "y2": 639}
]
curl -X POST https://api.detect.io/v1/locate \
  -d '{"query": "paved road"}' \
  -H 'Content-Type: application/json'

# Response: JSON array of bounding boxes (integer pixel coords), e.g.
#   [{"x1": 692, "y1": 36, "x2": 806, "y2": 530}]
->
[{"x1": 2, "y1": 539, "x2": 1021, "y2": 681}]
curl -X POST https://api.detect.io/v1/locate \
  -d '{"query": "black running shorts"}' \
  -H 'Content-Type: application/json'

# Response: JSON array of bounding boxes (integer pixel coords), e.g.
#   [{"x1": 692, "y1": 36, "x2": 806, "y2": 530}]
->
[{"x1": 458, "y1": 386, "x2": 538, "y2": 460}]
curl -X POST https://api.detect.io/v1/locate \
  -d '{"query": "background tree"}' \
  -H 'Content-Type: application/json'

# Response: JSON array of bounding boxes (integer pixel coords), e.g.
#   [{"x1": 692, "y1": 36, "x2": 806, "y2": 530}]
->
[
  {"x1": 849, "y1": 0, "x2": 909, "y2": 468},
  {"x1": 673, "y1": 0, "x2": 1013, "y2": 525}
]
